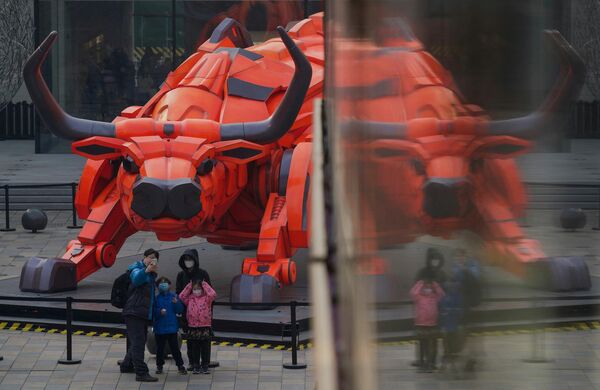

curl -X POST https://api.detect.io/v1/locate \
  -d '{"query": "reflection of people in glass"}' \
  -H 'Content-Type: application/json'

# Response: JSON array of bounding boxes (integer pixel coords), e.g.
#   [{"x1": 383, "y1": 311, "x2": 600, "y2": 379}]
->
[
  {"x1": 410, "y1": 273, "x2": 444, "y2": 373},
  {"x1": 450, "y1": 248, "x2": 483, "y2": 374},
  {"x1": 438, "y1": 278, "x2": 464, "y2": 377}
]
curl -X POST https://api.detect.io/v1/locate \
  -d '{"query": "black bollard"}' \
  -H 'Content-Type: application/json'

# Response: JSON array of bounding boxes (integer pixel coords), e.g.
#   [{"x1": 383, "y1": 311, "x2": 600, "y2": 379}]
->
[
  {"x1": 283, "y1": 301, "x2": 307, "y2": 369},
  {"x1": 0, "y1": 185, "x2": 15, "y2": 232},
  {"x1": 58, "y1": 297, "x2": 81, "y2": 365},
  {"x1": 67, "y1": 183, "x2": 81, "y2": 229}
]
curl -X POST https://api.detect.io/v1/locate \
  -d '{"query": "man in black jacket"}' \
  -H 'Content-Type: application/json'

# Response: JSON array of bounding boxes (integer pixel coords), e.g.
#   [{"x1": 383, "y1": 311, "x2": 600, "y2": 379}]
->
[
  {"x1": 120, "y1": 248, "x2": 159, "y2": 382},
  {"x1": 176, "y1": 248, "x2": 213, "y2": 369}
]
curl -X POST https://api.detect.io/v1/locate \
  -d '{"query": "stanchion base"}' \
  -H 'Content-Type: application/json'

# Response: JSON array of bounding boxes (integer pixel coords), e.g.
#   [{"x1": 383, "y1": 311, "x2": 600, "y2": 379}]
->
[
  {"x1": 58, "y1": 359, "x2": 82, "y2": 365},
  {"x1": 208, "y1": 361, "x2": 220, "y2": 368},
  {"x1": 522, "y1": 358, "x2": 554, "y2": 364},
  {"x1": 67, "y1": 225, "x2": 82, "y2": 229},
  {"x1": 0, "y1": 228, "x2": 16, "y2": 232},
  {"x1": 283, "y1": 363, "x2": 307, "y2": 369}
]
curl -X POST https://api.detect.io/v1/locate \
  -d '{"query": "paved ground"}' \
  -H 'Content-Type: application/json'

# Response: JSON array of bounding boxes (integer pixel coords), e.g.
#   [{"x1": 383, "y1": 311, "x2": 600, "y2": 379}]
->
[
  {"x1": 3, "y1": 326, "x2": 600, "y2": 389},
  {"x1": 0, "y1": 329, "x2": 312, "y2": 389}
]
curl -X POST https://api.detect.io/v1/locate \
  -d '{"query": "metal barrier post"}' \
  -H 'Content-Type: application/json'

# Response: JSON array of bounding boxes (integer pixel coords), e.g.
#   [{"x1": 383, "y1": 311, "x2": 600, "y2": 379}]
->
[
  {"x1": 523, "y1": 296, "x2": 552, "y2": 364},
  {"x1": 67, "y1": 183, "x2": 81, "y2": 229},
  {"x1": 0, "y1": 185, "x2": 15, "y2": 232},
  {"x1": 58, "y1": 297, "x2": 81, "y2": 365},
  {"x1": 283, "y1": 301, "x2": 307, "y2": 369},
  {"x1": 593, "y1": 185, "x2": 600, "y2": 230}
]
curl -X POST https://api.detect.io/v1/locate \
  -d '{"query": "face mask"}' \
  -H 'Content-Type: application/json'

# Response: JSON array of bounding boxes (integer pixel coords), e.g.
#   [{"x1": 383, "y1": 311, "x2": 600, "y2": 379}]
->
[
  {"x1": 184, "y1": 260, "x2": 195, "y2": 269},
  {"x1": 192, "y1": 289, "x2": 203, "y2": 296},
  {"x1": 158, "y1": 283, "x2": 169, "y2": 293}
]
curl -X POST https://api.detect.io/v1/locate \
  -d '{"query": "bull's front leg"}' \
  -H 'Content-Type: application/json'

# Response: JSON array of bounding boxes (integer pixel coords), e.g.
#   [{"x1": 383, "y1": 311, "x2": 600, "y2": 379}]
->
[
  {"x1": 20, "y1": 192, "x2": 136, "y2": 293},
  {"x1": 230, "y1": 193, "x2": 297, "y2": 306},
  {"x1": 475, "y1": 193, "x2": 590, "y2": 291}
]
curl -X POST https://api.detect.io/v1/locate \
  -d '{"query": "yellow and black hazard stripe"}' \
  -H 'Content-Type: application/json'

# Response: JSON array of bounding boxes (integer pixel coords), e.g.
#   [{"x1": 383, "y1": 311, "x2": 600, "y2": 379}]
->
[
  {"x1": 0, "y1": 321, "x2": 310, "y2": 350},
  {"x1": 6, "y1": 319, "x2": 599, "y2": 349}
]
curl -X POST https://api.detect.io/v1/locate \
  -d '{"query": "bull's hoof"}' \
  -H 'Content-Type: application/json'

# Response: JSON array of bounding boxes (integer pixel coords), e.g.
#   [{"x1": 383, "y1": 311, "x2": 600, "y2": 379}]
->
[
  {"x1": 19, "y1": 257, "x2": 77, "y2": 293},
  {"x1": 230, "y1": 274, "x2": 281, "y2": 310},
  {"x1": 527, "y1": 256, "x2": 591, "y2": 292}
]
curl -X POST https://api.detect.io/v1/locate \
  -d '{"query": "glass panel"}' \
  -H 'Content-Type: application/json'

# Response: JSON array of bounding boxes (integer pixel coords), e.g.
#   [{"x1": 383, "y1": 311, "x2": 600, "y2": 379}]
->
[
  {"x1": 327, "y1": 1, "x2": 593, "y2": 389},
  {"x1": 36, "y1": 0, "x2": 324, "y2": 153}
]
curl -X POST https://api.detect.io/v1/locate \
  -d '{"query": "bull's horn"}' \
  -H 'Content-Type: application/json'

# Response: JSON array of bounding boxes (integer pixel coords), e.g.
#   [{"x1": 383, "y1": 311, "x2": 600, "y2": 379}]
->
[
  {"x1": 23, "y1": 31, "x2": 116, "y2": 140},
  {"x1": 487, "y1": 30, "x2": 585, "y2": 138},
  {"x1": 220, "y1": 26, "x2": 312, "y2": 144}
]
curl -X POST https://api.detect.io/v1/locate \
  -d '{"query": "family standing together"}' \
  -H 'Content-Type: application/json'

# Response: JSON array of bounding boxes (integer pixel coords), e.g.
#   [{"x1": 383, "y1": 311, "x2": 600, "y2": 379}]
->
[
  {"x1": 115, "y1": 248, "x2": 216, "y2": 382},
  {"x1": 411, "y1": 247, "x2": 483, "y2": 377}
]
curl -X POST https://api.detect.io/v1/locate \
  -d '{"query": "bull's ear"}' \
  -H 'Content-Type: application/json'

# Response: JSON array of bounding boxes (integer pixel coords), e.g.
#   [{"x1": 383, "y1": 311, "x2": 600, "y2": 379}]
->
[
  {"x1": 72, "y1": 137, "x2": 126, "y2": 160},
  {"x1": 470, "y1": 136, "x2": 531, "y2": 159},
  {"x1": 368, "y1": 139, "x2": 429, "y2": 162},
  {"x1": 213, "y1": 140, "x2": 267, "y2": 164}
]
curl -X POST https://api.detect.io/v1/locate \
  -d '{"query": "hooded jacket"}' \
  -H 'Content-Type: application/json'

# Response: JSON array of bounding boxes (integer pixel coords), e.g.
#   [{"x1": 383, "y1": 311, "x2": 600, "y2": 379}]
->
[
  {"x1": 122, "y1": 260, "x2": 155, "y2": 320},
  {"x1": 175, "y1": 248, "x2": 212, "y2": 294},
  {"x1": 415, "y1": 248, "x2": 447, "y2": 284},
  {"x1": 411, "y1": 280, "x2": 444, "y2": 326},
  {"x1": 179, "y1": 281, "x2": 217, "y2": 327}
]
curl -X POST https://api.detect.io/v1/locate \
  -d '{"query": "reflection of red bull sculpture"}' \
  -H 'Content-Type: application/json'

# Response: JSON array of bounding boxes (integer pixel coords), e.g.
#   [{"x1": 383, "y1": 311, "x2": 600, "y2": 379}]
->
[
  {"x1": 20, "y1": 13, "x2": 324, "y2": 303},
  {"x1": 344, "y1": 21, "x2": 590, "y2": 291}
]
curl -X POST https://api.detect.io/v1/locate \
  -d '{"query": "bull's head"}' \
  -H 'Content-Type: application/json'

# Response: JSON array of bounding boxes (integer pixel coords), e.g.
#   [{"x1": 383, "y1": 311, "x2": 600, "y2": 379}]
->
[
  {"x1": 350, "y1": 30, "x2": 585, "y2": 220},
  {"x1": 24, "y1": 27, "x2": 311, "y2": 227}
]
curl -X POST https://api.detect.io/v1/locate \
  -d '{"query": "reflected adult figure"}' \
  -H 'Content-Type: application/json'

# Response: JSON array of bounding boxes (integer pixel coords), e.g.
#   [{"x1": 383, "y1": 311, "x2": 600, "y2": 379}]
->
[
  {"x1": 416, "y1": 248, "x2": 447, "y2": 286},
  {"x1": 176, "y1": 248, "x2": 214, "y2": 369},
  {"x1": 121, "y1": 248, "x2": 159, "y2": 382},
  {"x1": 451, "y1": 248, "x2": 483, "y2": 374}
]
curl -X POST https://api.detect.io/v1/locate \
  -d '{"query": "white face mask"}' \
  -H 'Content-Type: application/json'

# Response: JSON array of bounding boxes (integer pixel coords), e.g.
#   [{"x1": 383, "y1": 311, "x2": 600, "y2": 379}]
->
[
  {"x1": 184, "y1": 260, "x2": 195, "y2": 269},
  {"x1": 193, "y1": 289, "x2": 203, "y2": 296}
]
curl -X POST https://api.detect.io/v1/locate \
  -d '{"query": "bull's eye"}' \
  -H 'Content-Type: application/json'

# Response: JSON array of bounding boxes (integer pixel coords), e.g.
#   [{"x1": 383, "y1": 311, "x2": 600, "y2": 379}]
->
[
  {"x1": 411, "y1": 159, "x2": 425, "y2": 176},
  {"x1": 470, "y1": 159, "x2": 484, "y2": 173},
  {"x1": 123, "y1": 156, "x2": 139, "y2": 174},
  {"x1": 197, "y1": 159, "x2": 214, "y2": 176}
]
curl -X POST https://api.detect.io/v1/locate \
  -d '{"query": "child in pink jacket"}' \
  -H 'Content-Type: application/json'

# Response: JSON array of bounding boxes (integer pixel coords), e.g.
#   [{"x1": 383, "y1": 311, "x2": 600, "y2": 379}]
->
[
  {"x1": 411, "y1": 277, "x2": 444, "y2": 372},
  {"x1": 179, "y1": 280, "x2": 216, "y2": 374}
]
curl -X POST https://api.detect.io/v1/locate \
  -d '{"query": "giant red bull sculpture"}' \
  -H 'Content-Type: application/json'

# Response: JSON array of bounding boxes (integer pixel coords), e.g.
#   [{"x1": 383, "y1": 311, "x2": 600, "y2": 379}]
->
[
  {"x1": 20, "y1": 13, "x2": 324, "y2": 303},
  {"x1": 341, "y1": 20, "x2": 590, "y2": 291}
]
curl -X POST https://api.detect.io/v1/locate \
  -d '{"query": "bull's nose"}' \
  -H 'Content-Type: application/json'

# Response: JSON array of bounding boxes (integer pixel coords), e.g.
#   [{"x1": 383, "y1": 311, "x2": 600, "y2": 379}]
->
[
  {"x1": 423, "y1": 178, "x2": 467, "y2": 218},
  {"x1": 132, "y1": 179, "x2": 168, "y2": 220},
  {"x1": 131, "y1": 178, "x2": 201, "y2": 220},
  {"x1": 167, "y1": 179, "x2": 202, "y2": 220}
]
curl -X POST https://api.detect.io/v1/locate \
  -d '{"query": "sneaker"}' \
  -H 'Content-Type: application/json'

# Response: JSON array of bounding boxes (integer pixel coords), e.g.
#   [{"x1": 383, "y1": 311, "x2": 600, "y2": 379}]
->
[
  {"x1": 155, "y1": 366, "x2": 163, "y2": 375},
  {"x1": 187, "y1": 365, "x2": 194, "y2": 372},
  {"x1": 202, "y1": 365, "x2": 210, "y2": 374},
  {"x1": 178, "y1": 366, "x2": 187, "y2": 375},
  {"x1": 192, "y1": 366, "x2": 201, "y2": 375},
  {"x1": 135, "y1": 373, "x2": 159, "y2": 382}
]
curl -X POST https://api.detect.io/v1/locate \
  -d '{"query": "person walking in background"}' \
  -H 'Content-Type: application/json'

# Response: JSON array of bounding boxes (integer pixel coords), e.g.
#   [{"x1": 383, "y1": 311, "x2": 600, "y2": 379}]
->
[
  {"x1": 411, "y1": 271, "x2": 445, "y2": 373},
  {"x1": 179, "y1": 279, "x2": 217, "y2": 374},
  {"x1": 153, "y1": 276, "x2": 187, "y2": 375},
  {"x1": 175, "y1": 249, "x2": 213, "y2": 369},
  {"x1": 121, "y1": 248, "x2": 159, "y2": 382}
]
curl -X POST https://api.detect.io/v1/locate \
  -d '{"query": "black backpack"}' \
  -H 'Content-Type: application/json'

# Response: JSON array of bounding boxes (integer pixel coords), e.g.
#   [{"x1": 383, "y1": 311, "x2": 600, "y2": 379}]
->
[{"x1": 111, "y1": 270, "x2": 131, "y2": 309}]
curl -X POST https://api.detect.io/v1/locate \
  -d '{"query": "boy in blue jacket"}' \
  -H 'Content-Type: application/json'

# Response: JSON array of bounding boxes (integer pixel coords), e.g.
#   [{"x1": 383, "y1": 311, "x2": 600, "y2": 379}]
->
[{"x1": 153, "y1": 276, "x2": 186, "y2": 375}]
